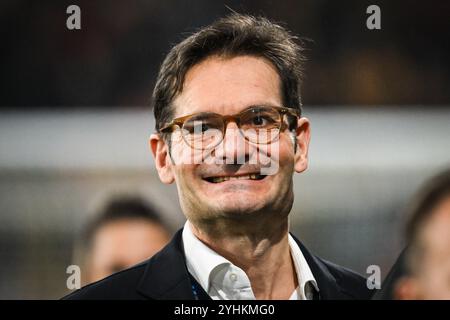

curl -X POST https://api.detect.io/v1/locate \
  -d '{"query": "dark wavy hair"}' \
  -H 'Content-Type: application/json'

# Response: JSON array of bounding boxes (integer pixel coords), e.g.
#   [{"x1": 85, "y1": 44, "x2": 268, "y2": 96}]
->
[{"x1": 152, "y1": 13, "x2": 307, "y2": 136}]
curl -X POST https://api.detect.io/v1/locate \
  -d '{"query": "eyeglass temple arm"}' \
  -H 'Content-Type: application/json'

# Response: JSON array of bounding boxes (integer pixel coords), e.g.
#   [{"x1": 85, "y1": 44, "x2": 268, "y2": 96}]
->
[{"x1": 160, "y1": 118, "x2": 185, "y2": 133}]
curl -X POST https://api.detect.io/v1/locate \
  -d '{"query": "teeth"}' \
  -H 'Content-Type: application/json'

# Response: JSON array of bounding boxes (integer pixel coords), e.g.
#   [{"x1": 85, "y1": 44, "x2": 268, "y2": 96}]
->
[
  {"x1": 211, "y1": 177, "x2": 227, "y2": 183},
  {"x1": 210, "y1": 174, "x2": 263, "y2": 183}
]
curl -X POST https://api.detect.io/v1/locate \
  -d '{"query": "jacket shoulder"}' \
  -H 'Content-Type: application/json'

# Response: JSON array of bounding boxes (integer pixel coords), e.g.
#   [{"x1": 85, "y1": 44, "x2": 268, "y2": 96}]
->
[
  {"x1": 293, "y1": 235, "x2": 375, "y2": 299},
  {"x1": 62, "y1": 261, "x2": 148, "y2": 300},
  {"x1": 319, "y1": 258, "x2": 374, "y2": 299}
]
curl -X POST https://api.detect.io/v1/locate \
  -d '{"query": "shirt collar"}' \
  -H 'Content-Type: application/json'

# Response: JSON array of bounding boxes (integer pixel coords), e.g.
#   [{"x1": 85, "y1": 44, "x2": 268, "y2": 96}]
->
[
  {"x1": 182, "y1": 221, "x2": 231, "y2": 292},
  {"x1": 288, "y1": 233, "x2": 319, "y2": 299},
  {"x1": 182, "y1": 220, "x2": 319, "y2": 299}
]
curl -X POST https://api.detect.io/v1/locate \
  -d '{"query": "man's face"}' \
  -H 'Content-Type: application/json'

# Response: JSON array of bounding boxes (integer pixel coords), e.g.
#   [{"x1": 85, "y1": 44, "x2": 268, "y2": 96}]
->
[
  {"x1": 151, "y1": 55, "x2": 310, "y2": 223},
  {"x1": 396, "y1": 196, "x2": 450, "y2": 300},
  {"x1": 86, "y1": 219, "x2": 170, "y2": 284}
]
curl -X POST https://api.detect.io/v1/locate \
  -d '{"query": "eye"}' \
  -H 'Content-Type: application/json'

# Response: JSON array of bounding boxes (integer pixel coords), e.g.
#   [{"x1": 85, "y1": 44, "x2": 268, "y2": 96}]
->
[
  {"x1": 248, "y1": 111, "x2": 277, "y2": 128},
  {"x1": 185, "y1": 120, "x2": 214, "y2": 134},
  {"x1": 241, "y1": 107, "x2": 280, "y2": 131},
  {"x1": 196, "y1": 123, "x2": 210, "y2": 133},
  {"x1": 251, "y1": 114, "x2": 269, "y2": 126}
]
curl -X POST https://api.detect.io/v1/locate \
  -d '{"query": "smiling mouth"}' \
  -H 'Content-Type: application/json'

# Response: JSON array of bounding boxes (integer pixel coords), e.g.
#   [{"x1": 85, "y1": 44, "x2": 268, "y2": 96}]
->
[{"x1": 204, "y1": 173, "x2": 267, "y2": 183}]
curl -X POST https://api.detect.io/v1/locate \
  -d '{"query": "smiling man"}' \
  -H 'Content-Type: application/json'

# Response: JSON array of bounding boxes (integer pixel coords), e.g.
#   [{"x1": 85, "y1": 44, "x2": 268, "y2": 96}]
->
[{"x1": 64, "y1": 13, "x2": 372, "y2": 300}]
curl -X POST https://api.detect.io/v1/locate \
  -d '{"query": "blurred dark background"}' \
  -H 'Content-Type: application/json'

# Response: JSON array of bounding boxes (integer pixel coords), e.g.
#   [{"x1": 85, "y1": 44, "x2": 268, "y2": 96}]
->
[
  {"x1": 1, "y1": 0, "x2": 449, "y2": 108},
  {"x1": 0, "y1": 0, "x2": 449, "y2": 299}
]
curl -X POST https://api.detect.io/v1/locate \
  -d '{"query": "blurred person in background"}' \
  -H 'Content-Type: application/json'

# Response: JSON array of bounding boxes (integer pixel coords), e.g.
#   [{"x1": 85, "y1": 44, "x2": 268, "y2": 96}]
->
[
  {"x1": 394, "y1": 169, "x2": 450, "y2": 300},
  {"x1": 75, "y1": 195, "x2": 171, "y2": 285},
  {"x1": 373, "y1": 169, "x2": 450, "y2": 300}
]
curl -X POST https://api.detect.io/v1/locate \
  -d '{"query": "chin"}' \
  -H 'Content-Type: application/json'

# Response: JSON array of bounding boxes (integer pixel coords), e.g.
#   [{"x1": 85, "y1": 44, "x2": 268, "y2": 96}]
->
[{"x1": 210, "y1": 198, "x2": 267, "y2": 217}]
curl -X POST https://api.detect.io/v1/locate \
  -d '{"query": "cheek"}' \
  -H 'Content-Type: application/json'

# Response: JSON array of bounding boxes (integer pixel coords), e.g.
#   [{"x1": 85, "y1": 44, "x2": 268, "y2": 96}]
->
[
  {"x1": 171, "y1": 137, "x2": 209, "y2": 165},
  {"x1": 251, "y1": 135, "x2": 293, "y2": 176},
  {"x1": 172, "y1": 164, "x2": 206, "y2": 204},
  {"x1": 90, "y1": 244, "x2": 114, "y2": 272},
  {"x1": 173, "y1": 164, "x2": 195, "y2": 185},
  {"x1": 419, "y1": 260, "x2": 448, "y2": 296},
  {"x1": 270, "y1": 137, "x2": 295, "y2": 168}
]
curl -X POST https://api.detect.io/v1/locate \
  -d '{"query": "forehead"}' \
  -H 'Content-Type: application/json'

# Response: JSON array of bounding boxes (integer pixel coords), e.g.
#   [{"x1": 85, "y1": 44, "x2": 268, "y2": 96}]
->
[
  {"x1": 173, "y1": 55, "x2": 282, "y2": 117},
  {"x1": 91, "y1": 220, "x2": 166, "y2": 252}
]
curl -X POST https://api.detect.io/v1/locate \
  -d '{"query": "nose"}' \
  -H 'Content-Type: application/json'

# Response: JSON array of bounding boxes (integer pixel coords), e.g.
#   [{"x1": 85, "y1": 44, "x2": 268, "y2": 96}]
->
[{"x1": 213, "y1": 122, "x2": 249, "y2": 164}]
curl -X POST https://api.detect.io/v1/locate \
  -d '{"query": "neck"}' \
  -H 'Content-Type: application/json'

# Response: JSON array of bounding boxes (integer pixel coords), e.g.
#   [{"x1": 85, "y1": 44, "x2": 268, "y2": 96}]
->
[{"x1": 188, "y1": 216, "x2": 298, "y2": 299}]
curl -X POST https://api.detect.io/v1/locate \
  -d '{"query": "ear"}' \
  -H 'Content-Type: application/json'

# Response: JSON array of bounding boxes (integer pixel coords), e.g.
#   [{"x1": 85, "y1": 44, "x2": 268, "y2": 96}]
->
[
  {"x1": 294, "y1": 117, "x2": 311, "y2": 173},
  {"x1": 149, "y1": 133, "x2": 175, "y2": 184}
]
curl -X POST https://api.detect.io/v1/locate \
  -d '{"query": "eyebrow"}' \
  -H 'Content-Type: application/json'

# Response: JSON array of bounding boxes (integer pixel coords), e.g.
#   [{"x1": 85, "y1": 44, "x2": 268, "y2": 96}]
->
[{"x1": 177, "y1": 103, "x2": 281, "y2": 118}]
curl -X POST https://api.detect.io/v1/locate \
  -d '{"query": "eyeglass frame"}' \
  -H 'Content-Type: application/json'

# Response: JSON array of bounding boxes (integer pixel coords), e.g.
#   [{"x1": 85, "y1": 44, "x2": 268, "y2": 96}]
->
[{"x1": 159, "y1": 105, "x2": 301, "y2": 148}]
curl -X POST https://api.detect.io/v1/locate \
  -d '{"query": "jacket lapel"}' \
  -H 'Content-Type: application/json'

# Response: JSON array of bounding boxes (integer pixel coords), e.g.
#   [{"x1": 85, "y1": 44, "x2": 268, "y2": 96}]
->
[
  {"x1": 136, "y1": 229, "x2": 196, "y2": 299},
  {"x1": 290, "y1": 234, "x2": 344, "y2": 299}
]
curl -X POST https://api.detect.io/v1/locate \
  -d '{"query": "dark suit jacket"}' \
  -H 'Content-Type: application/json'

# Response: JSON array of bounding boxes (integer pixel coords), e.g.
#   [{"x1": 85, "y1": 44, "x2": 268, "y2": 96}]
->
[{"x1": 63, "y1": 228, "x2": 374, "y2": 300}]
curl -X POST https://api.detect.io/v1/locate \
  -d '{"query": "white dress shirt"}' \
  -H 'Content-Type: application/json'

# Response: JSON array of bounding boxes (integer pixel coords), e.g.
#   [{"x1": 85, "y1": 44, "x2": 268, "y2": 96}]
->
[{"x1": 182, "y1": 221, "x2": 319, "y2": 300}]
